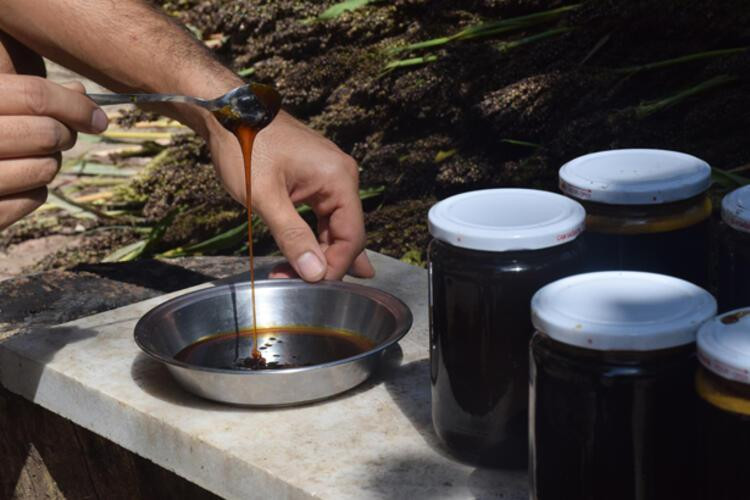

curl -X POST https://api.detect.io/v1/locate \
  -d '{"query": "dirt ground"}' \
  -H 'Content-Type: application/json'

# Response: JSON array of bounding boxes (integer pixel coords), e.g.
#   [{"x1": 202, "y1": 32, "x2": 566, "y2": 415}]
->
[{"x1": 3, "y1": 0, "x2": 750, "y2": 276}]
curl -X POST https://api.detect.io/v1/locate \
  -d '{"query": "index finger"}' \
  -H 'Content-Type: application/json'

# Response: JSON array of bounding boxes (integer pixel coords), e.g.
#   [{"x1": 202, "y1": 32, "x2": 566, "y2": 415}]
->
[
  {"x1": 0, "y1": 74, "x2": 107, "y2": 133},
  {"x1": 317, "y1": 191, "x2": 372, "y2": 280}
]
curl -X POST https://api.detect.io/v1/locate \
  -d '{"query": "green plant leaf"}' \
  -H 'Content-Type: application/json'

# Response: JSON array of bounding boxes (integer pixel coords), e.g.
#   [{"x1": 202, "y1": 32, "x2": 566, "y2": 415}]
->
[
  {"x1": 616, "y1": 47, "x2": 748, "y2": 75},
  {"x1": 64, "y1": 161, "x2": 139, "y2": 177},
  {"x1": 712, "y1": 168, "x2": 750, "y2": 189},
  {"x1": 103, "y1": 240, "x2": 147, "y2": 262},
  {"x1": 387, "y1": 4, "x2": 579, "y2": 54},
  {"x1": 237, "y1": 67, "x2": 255, "y2": 77},
  {"x1": 634, "y1": 74, "x2": 737, "y2": 119},
  {"x1": 318, "y1": 0, "x2": 374, "y2": 21}
]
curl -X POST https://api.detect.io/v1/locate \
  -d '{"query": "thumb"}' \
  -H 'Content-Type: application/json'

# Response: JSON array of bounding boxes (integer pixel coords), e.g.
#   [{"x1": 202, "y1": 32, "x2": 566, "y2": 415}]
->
[{"x1": 259, "y1": 199, "x2": 327, "y2": 282}]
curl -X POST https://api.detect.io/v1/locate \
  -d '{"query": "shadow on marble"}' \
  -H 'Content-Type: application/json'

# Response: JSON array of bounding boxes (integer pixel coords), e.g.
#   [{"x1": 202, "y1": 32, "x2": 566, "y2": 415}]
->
[
  {"x1": 383, "y1": 358, "x2": 456, "y2": 461},
  {"x1": 1, "y1": 324, "x2": 101, "y2": 400},
  {"x1": 129, "y1": 343, "x2": 405, "y2": 412},
  {"x1": 72, "y1": 260, "x2": 218, "y2": 293},
  {"x1": 361, "y1": 452, "x2": 526, "y2": 500},
  {"x1": 468, "y1": 467, "x2": 527, "y2": 500}
]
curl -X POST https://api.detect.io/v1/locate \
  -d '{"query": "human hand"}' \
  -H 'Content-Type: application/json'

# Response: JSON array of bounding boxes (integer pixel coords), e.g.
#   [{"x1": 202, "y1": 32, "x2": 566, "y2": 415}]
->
[
  {"x1": 206, "y1": 110, "x2": 375, "y2": 282},
  {"x1": 0, "y1": 75, "x2": 109, "y2": 230}
]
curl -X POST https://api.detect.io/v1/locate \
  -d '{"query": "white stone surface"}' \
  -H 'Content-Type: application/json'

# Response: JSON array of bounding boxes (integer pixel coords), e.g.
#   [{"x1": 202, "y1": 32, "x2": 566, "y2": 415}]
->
[{"x1": 0, "y1": 252, "x2": 527, "y2": 499}]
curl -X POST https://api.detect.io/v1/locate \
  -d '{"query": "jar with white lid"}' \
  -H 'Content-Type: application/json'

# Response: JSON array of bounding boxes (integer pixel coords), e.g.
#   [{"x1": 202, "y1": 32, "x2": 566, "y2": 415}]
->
[
  {"x1": 559, "y1": 149, "x2": 712, "y2": 287},
  {"x1": 530, "y1": 271, "x2": 717, "y2": 500},
  {"x1": 718, "y1": 186, "x2": 750, "y2": 312},
  {"x1": 428, "y1": 188, "x2": 586, "y2": 466},
  {"x1": 696, "y1": 307, "x2": 750, "y2": 499}
]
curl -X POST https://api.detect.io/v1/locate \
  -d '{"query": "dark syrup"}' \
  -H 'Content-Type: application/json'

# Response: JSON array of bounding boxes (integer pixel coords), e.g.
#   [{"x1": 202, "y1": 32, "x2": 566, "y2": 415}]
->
[
  {"x1": 174, "y1": 327, "x2": 375, "y2": 370},
  {"x1": 236, "y1": 124, "x2": 261, "y2": 362},
  {"x1": 530, "y1": 335, "x2": 699, "y2": 500}
]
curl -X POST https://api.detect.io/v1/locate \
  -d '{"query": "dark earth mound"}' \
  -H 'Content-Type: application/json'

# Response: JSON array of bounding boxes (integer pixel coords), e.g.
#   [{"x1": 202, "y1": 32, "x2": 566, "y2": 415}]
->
[
  {"x1": 11, "y1": 0, "x2": 750, "y2": 269},
  {"x1": 154, "y1": 0, "x2": 750, "y2": 262}
]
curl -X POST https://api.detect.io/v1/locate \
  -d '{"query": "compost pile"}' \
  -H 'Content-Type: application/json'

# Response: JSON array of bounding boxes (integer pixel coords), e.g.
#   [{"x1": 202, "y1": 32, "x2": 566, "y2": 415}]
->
[
  {"x1": 6, "y1": 0, "x2": 750, "y2": 271},
  {"x1": 158, "y1": 0, "x2": 750, "y2": 263}
]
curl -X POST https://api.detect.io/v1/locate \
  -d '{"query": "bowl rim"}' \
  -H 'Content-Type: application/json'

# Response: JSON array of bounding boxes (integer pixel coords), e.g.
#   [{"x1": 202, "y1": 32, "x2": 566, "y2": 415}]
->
[{"x1": 133, "y1": 279, "x2": 414, "y2": 375}]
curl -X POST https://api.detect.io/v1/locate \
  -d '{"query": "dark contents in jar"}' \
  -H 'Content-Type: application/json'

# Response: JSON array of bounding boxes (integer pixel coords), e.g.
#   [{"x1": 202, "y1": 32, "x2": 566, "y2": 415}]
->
[
  {"x1": 580, "y1": 196, "x2": 710, "y2": 288},
  {"x1": 430, "y1": 239, "x2": 584, "y2": 467},
  {"x1": 697, "y1": 367, "x2": 750, "y2": 500},
  {"x1": 530, "y1": 334, "x2": 698, "y2": 500}
]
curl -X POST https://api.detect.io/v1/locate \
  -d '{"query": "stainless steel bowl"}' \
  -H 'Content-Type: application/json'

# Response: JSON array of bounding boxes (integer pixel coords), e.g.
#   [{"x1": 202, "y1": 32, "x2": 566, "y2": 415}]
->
[{"x1": 134, "y1": 279, "x2": 413, "y2": 406}]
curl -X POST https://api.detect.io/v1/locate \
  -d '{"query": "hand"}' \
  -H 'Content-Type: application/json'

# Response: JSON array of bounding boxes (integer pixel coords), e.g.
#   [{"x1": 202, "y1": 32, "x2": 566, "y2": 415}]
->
[
  {"x1": 0, "y1": 74, "x2": 108, "y2": 230},
  {"x1": 206, "y1": 110, "x2": 375, "y2": 282}
]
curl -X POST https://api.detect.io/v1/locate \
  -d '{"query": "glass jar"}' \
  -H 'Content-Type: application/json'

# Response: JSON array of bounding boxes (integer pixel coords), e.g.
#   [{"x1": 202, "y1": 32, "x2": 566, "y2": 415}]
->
[
  {"x1": 696, "y1": 308, "x2": 750, "y2": 499},
  {"x1": 530, "y1": 271, "x2": 717, "y2": 500},
  {"x1": 428, "y1": 188, "x2": 586, "y2": 467},
  {"x1": 718, "y1": 186, "x2": 750, "y2": 312},
  {"x1": 560, "y1": 149, "x2": 712, "y2": 288}
]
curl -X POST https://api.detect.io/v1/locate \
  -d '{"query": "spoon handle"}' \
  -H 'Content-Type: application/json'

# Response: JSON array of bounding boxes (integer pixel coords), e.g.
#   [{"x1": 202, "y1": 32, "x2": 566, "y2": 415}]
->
[{"x1": 88, "y1": 92, "x2": 206, "y2": 107}]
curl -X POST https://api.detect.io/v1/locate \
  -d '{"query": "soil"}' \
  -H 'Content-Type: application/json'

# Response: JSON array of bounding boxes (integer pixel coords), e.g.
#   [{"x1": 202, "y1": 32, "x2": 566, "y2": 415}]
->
[
  {"x1": 4, "y1": 0, "x2": 750, "y2": 272},
  {"x1": 155, "y1": 0, "x2": 750, "y2": 263}
]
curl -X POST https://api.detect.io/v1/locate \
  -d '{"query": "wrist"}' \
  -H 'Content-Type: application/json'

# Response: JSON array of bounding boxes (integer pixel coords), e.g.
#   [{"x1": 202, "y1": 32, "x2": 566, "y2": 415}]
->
[{"x1": 153, "y1": 68, "x2": 245, "y2": 140}]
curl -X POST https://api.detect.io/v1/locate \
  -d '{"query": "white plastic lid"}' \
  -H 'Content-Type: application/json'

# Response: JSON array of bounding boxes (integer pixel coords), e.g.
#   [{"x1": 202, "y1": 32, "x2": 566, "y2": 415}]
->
[
  {"x1": 428, "y1": 188, "x2": 585, "y2": 252},
  {"x1": 531, "y1": 271, "x2": 717, "y2": 351},
  {"x1": 559, "y1": 149, "x2": 711, "y2": 205},
  {"x1": 698, "y1": 308, "x2": 750, "y2": 384},
  {"x1": 721, "y1": 185, "x2": 750, "y2": 234}
]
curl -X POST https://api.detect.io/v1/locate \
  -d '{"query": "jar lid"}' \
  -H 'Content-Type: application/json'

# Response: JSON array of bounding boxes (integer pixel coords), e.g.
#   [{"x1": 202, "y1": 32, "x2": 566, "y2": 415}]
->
[
  {"x1": 721, "y1": 185, "x2": 750, "y2": 234},
  {"x1": 698, "y1": 308, "x2": 750, "y2": 384},
  {"x1": 559, "y1": 149, "x2": 711, "y2": 205},
  {"x1": 532, "y1": 271, "x2": 717, "y2": 351},
  {"x1": 428, "y1": 188, "x2": 585, "y2": 252}
]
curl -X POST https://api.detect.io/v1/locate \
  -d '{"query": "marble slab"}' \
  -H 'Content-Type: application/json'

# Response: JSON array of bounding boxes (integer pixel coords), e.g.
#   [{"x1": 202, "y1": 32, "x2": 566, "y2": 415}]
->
[{"x1": 0, "y1": 252, "x2": 527, "y2": 499}]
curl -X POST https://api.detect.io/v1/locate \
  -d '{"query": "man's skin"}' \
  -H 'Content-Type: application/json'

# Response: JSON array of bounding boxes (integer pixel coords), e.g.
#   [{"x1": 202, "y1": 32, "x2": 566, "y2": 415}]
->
[{"x1": 0, "y1": 0, "x2": 375, "y2": 282}]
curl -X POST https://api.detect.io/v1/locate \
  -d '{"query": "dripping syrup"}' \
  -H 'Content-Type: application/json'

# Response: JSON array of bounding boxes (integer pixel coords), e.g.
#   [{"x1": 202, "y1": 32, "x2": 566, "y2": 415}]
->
[{"x1": 235, "y1": 124, "x2": 263, "y2": 364}]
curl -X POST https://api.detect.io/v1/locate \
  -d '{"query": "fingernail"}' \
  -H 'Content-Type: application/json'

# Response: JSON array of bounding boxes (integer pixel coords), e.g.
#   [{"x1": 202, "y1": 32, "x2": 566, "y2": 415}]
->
[
  {"x1": 91, "y1": 109, "x2": 108, "y2": 132},
  {"x1": 296, "y1": 252, "x2": 325, "y2": 281}
]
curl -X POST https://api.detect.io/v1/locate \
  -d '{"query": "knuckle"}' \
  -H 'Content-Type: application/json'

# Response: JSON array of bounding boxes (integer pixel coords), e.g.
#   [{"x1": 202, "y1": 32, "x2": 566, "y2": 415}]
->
[
  {"x1": 278, "y1": 225, "x2": 310, "y2": 244},
  {"x1": 38, "y1": 118, "x2": 64, "y2": 151},
  {"x1": 22, "y1": 76, "x2": 48, "y2": 116},
  {"x1": 340, "y1": 155, "x2": 359, "y2": 180},
  {"x1": 37, "y1": 156, "x2": 61, "y2": 184}
]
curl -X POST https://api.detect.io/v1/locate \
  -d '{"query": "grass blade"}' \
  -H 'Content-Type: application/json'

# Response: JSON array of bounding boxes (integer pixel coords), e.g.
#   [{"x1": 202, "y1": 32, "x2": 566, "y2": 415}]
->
[
  {"x1": 65, "y1": 161, "x2": 139, "y2": 177},
  {"x1": 617, "y1": 47, "x2": 748, "y2": 75},
  {"x1": 103, "y1": 240, "x2": 147, "y2": 262},
  {"x1": 635, "y1": 74, "x2": 737, "y2": 119},
  {"x1": 388, "y1": 4, "x2": 579, "y2": 54},
  {"x1": 501, "y1": 139, "x2": 541, "y2": 148},
  {"x1": 382, "y1": 55, "x2": 440, "y2": 74},
  {"x1": 312, "y1": 0, "x2": 375, "y2": 22},
  {"x1": 712, "y1": 167, "x2": 750, "y2": 189},
  {"x1": 495, "y1": 27, "x2": 572, "y2": 53}
]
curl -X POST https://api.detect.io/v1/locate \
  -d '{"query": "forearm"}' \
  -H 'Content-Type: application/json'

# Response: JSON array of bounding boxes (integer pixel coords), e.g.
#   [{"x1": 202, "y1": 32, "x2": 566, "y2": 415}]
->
[{"x1": 0, "y1": 0, "x2": 242, "y2": 134}]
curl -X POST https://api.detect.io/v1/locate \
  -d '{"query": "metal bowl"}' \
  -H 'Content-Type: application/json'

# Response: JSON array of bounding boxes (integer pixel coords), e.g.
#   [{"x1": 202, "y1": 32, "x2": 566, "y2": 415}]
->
[{"x1": 134, "y1": 279, "x2": 413, "y2": 406}]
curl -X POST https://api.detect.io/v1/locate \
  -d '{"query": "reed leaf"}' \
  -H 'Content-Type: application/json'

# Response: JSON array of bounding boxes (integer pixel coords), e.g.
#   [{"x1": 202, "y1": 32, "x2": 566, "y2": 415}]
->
[
  {"x1": 634, "y1": 74, "x2": 738, "y2": 119},
  {"x1": 388, "y1": 4, "x2": 579, "y2": 54},
  {"x1": 495, "y1": 27, "x2": 572, "y2": 54},
  {"x1": 616, "y1": 47, "x2": 748, "y2": 75},
  {"x1": 712, "y1": 168, "x2": 750, "y2": 189},
  {"x1": 102, "y1": 240, "x2": 147, "y2": 262}
]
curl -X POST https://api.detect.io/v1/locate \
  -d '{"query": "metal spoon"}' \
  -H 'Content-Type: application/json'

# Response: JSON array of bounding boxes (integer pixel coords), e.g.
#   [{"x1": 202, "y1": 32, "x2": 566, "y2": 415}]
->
[{"x1": 88, "y1": 83, "x2": 282, "y2": 130}]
